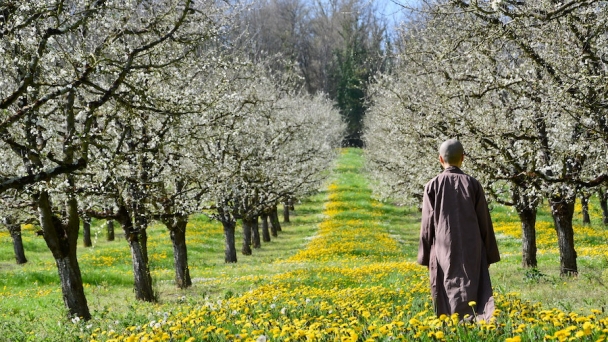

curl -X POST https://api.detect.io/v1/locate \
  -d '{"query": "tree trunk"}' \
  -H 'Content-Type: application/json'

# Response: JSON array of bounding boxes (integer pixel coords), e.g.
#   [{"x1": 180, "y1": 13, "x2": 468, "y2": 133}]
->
[
  {"x1": 580, "y1": 193, "x2": 591, "y2": 225},
  {"x1": 242, "y1": 218, "x2": 253, "y2": 255},
  {"x1": 8, "y1": 223, "x2": 27, "y2": 264},
  {"x1": 33, "y1": 89, "x2": 90, "y2": 319},
  {"x1": 37, "y1": 190, "x2": 91, "y2": 320},
  {"x1": 251, "y1": 216, "x2": 261, "y2": 248},
  {"x1": 270, "y1": 206, "x2": 282, "y2": 234},
  {"x1": 82, "y1": 216, "x2": 92, "y2": 247},
  {"x1": 106, "y1": 220, "x2": 115, "y2": 241},
  {"x1": 222, "y1": 219, "x2": 237, "y2": 263},
  {"x1": 516, "y1": 206, "x2": 537, "y2": 268},
  {"x1": 289, "y1": 197, "x2": 295, "y2": 210},
  {"x1": 269, "y1": 210, "x2": 278, "y2": 237},
  {"x1": 261, "y1": 213, "x2": 271, "y2": 242},
  {"x1": 283, "y1": 201, "x2": 290, "y2": 223},
  {"x1": 599, "y1": 188, "x2": 608, "y2": 225},
  {"x1": 128, "y1": 231, "x2": 155, "y2": 301},
  {"x1": 117, "y1": 205, "x2": 155, "y2": 302},
  {"x1": 165, "y1": 216, "x2": 191, "y2": 289},
  {"x1": 549, "y1": 197, "x2": 578, "y2": 276},
  {"x1": 56, "y1": 255, "x2": 91, "y2": 317}
]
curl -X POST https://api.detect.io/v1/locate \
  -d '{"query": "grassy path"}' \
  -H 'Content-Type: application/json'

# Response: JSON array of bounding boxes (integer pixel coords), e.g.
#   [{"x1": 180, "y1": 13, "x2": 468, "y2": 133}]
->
[
  {"x1": 88, "y1": 149, "x2": 608, "y2": 342},
  {"x1": 3, "y1": 148, "x2": 608, "y2": 341},
  {"x1": 90, "y1": 149, "x2": 431, "y2": 341}
]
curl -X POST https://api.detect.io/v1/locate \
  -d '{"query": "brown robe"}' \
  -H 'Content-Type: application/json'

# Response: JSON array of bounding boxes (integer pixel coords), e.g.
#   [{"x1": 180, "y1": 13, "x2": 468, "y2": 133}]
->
[{"x1": 417, "y1": 166, "x2": 500, "y2": 321}]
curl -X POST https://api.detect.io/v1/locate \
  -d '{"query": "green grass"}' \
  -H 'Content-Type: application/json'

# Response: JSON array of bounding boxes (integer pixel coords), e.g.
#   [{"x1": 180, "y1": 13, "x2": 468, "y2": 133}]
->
[
  {"x1": 0, "y1": 191, "x2": 328, "y2": 340},
  {"x1": 0, "y1": 148, "x2": 607, "y2": 341},
  {"x1": 489, "y1": 202, "x2": 608, "y2": 314}
]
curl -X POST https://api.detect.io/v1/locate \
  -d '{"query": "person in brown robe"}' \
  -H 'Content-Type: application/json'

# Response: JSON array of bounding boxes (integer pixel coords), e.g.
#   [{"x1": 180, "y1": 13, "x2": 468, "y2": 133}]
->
[{"x1": 417, "y1": 139, "x2": 501, "y2": 321}]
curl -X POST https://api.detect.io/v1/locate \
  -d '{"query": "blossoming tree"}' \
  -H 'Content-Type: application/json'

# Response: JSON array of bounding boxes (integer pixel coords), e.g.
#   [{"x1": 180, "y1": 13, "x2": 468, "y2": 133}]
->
[
  {"x1": 0, "y1": 0, "x2": 234, "y2": 317},
  {"x1": 365, "y1": 0, "x2": 608, "y2": 275}
]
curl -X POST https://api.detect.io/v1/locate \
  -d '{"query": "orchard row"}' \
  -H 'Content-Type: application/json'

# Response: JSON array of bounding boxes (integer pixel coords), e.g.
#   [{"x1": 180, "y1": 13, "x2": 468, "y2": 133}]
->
[
  {"x1": 0, "y1": 1, "x2": 344, "y2": 320},
  {"x1": 365, "y1": 1, "x2": 608, "y2": 277}
]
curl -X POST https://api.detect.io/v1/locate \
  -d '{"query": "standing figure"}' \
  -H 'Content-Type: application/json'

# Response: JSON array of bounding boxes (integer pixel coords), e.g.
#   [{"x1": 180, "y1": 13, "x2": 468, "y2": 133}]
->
[{"x1": 417, "y1": 139, "x2": 501, "y2": 321}]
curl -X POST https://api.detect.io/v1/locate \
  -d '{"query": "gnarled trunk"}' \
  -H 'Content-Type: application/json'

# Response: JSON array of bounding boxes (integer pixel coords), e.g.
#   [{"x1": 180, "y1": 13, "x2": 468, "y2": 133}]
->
[
  {"x1": 242, "y1": 218, "x2": 253, "y2": 255},
  {"x1": 117, "y1": 205, "x2": 155, "y2": 302},
  {"x1": 7, "y1": 223, "x2": 27, "y2": 264},
  {"x1": 56, "y1": 255, "x2": 90, "y2": 318},
  {"x1": 251, "y1": 216, "x2": 261, "y2": 248},
  {"x1": 516, "y1": 206, "x2": 537, "y2": 268},
  {"x1": 269, "y1": 212, "x2": 278, "y2": 237},
  {"x1": 165, "y1": 215, "x2": 191, "y2": 289},
  {"x1": 550, "y1": 197, "x2": 577, "y2": 276},
  {"x1": 106, "y1": 220, "x2": 115, "y2": 241},
  {"x1": 289, "y1": 198, "x2": 295, "y2": 210},
  {"x1": 37, "y1": 191, "x2": 91, "y2": 320},
  {"x1": 30, "y1": 89, "x2": 90, "y2": 319},
  {"x1": 128, "y1": 231, "x2": 155, "y2": 301},
  {"x1": 599, "y1": 188, "x2": 608, "y2": 225},
  {"x1": 82, "y1": 216, "x2": 92, "y2": 247},
  {"x1": 283, "y1": 201, "x2": 290, "y2": 223},
  {"x1": 580, "y1": 193, "x2": 591, "y2": 225},
  {"x1": 222, "y1": 218, "x2": 237, "y2": 263},
  {"x1": 261, "y1": 213, "x2": 271, "y2": 242},
  {"x1": 270, "y1": 206, "x2": 281, "y2": 235}
]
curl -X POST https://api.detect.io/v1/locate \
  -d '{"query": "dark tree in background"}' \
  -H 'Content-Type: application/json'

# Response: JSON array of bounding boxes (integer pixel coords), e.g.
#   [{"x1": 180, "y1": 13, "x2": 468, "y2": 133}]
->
[
  {"x1": 3, "y1": 217, "x2": 27, "y2": 264},
  {"x1": 327, "y1": 2, "x2": 386, "y2": 146},
  {"x1": 82, "y1": 216, "x2": 92, "y2": 248},
  {"x1": 238, "y1": 0, "x2": 388, "y2": 146}
]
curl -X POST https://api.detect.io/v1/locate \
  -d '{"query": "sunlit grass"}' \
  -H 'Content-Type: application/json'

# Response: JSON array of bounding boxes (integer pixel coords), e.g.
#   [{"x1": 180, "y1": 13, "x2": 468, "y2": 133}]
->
[{"x1": 1, "y1": 148, "x2": 608, "y2": 341}]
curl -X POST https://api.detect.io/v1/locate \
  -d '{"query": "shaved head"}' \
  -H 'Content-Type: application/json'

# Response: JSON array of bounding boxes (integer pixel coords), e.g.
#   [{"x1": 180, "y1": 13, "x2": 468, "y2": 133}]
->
[{"x1": 439, "y1": 139, "x2": 464, "y2": 165}]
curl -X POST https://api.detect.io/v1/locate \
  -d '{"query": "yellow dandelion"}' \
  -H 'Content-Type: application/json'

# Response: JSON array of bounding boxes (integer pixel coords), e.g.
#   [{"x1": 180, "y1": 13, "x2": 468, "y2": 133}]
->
[{"x1": 505, "y1": 337, "x2": 521, "y2": 342}]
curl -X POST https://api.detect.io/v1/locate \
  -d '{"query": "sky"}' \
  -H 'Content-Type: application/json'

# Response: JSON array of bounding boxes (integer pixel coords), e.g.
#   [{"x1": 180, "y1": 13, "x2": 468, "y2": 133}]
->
[{"x1": 375, "y1": 0, "x2": 421, "y2": 29}]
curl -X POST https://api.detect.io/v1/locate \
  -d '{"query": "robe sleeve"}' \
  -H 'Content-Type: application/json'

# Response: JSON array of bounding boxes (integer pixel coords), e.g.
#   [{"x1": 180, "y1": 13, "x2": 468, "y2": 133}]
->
[
  {"x1": 475, "y1": 184, "x2": 501, "y2": 265},
  {"x1": 417, "y1": 183, "x2": 435, "y2": 267}
]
